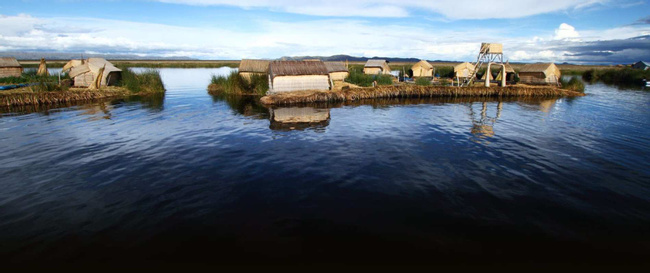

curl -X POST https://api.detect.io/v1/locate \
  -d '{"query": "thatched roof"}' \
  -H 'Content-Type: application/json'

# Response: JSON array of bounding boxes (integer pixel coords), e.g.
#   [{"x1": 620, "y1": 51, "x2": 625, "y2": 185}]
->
[
  {"x1": 239, "y1": 59, "x2": 270, "y2": 73},
  {"x1": 365, "y1": 59, "x2": 388, "y2": 68},
  {"x1": 0, "y1": 57, "x2": 21, "y2": 68},
  {"x1": 62, "y1": 60, "x2": 84, "y2": 73},
  {"x1": 412, "y1": 60, "x2": 433, "y2": 69},
  {"x1": 519, "y1": 63, "x2": 560, "y2": 76},
  {"x1": 69, "y1": 58, "x2": 121, "y2": 86},
  {"x1": 454, "y1": 62, "x2": 475, "y2": 72},
  {"x1": 324, "y1": 61, "x2": 348, "y2": 73},
  {"x1": 269, "y1": 61, "x2": 329, "y2": 78}
]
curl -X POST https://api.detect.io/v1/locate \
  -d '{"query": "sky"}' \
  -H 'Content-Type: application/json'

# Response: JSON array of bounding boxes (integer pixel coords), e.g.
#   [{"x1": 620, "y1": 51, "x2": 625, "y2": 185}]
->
[{"x1": 0, "y1": 0, "x2": 649, "y2": 64}]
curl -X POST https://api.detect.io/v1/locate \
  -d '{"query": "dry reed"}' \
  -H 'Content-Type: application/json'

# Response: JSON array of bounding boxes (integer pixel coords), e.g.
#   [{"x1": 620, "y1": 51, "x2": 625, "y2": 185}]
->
[
  {"x1": 0, "y1": 87, "x2": 131, "y2": 107},
  {"x1": 260, "y1": 85, "x2": 584, "y2": 105}
]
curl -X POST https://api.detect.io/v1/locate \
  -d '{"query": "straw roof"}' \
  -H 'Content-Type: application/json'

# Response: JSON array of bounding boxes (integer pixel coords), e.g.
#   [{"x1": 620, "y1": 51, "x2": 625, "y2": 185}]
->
[
  {"x1": 269, "y1": 61, "x2": 329, "y2": 78},
  {"x1": 239, "y1": 59, "x2": 270, "y2": 73},
  {"x1": 413, "y1": 60, "x2": 433, "y2": 69},
  {"x1": 324, "y1": 61, "x2": 348, "y2": 73},
  {"x1": 365, "y1": 59, "x2": 388, "y2": 68},
  {"x1": 519, "y1": 63, "x2": 560, "y2": 76},
  {"x1": 0, "y1": 57, "x2": 21, "y2": 68},
  {"x1": 69, "y1": 58, "x2": 121, "y2": 86},
  {"x1": 454, "y1": 62, "x2": 475, "y2": 72},
  {"x1": 62, "y1": 60, "x2": 84, "y2": 73}
]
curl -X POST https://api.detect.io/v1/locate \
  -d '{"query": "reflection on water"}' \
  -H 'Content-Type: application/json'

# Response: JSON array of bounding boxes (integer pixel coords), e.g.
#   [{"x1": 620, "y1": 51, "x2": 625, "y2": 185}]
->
[{"x1": 2, "y1": 68, "x2": 650, "y2": 265}]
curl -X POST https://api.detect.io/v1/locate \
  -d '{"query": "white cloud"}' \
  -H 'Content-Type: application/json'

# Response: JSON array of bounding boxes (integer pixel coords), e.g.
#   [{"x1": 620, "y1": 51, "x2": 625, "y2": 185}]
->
[
  {"x1": 158, "y1": 0, "x2": 607, "y2": 19},
  {"x1": 1, "y1": 15, "x2": 649, "y2": 63},
  {"x1": 554, "y1": 23, "x2": 580, "y2": 40}
]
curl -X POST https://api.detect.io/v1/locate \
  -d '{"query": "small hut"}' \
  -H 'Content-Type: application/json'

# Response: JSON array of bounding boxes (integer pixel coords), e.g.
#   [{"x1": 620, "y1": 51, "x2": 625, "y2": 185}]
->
[
  {"x1": 268, "y1": 61, "x2": 331, "y2": 93},
  {"x1": 364, "y1": 59, "x2": 391, "y2": 75},
  {"x1": 454, "y1": 62, "x2": 475, "y2": 79},
  {"x1": 324, "y1": 61, "x2": 349, "y2": 81},
  {"x1": 238, "y1": 59, "x2": 270, "y2": 81},
  {"x1": 67, "y1": 58, "x2": 122, "y2": 87},
  {"x1": 632, "y1": 61, "x2": 649, "y2": 70},
  {"x1": 37, "y1": 58, "x2": 49, "y2": 76},
  {"x1": 411, "y1": 60, "x2": 433, "y2": 78},
  {"x1": 0, "y1": 57, "x2": 23, "y2": 78},
  {"x1": 518, "y1": 63, "x2": 561, "y2": 85},
  {"x1": 495, "y1": 62, "x2": 516, "y2": 82}
]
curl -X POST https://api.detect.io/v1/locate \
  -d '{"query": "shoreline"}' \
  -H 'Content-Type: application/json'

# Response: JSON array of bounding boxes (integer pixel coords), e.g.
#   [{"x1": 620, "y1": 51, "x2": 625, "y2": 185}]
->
[{"x1": 260, "y1": 85, "x2": 585, "y2": 105}]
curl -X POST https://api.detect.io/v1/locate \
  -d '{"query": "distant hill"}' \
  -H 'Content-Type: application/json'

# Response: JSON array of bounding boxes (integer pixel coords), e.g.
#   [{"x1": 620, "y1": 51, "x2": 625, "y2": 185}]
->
[
  {"x1": 279, "y1": 54, "x2": 454, "y2": 63},
  {"x1": 0, "y1": 52, "x2": 196, "y2": 61}
]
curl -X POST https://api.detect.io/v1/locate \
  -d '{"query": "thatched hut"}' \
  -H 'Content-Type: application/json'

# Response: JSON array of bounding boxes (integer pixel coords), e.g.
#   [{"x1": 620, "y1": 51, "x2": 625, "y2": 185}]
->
[
  {"x1": 239, "y1": 59, "x2": 270, "y2": 81},
  {"x1": 454, "y1": 62, "x2": 475, "y2": 79},
  {"x1": 324, "y1": 61, "x2": 349, "y2": 81},
  {"x1": 67, "y1": 58, "x2": 122, "y2": 87},
  {"x1": 411, "y1": 60, "x2": 433, "y2": 78},
  {"x1": 632, "y1": 61, "x2": 649, "y2": 70},
  {"x1": 0, "y1": 57, "x2": 23, "y2": 78},
  {"x1": 519, "y1": 63, "x2": 561, "y2": 85},
  {"x1": 364, "y1": 59, "x2": 391, "y2": 75},
  {"x1": 268, "y1": 61, "x2": 331, "y2": 93}
]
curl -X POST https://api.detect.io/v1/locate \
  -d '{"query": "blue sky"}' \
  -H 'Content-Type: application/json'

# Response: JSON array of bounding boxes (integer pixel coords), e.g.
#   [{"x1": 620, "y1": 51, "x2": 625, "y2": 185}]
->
[{"x1": 1, "y1": 0, "x2": 649, "y2": 63}]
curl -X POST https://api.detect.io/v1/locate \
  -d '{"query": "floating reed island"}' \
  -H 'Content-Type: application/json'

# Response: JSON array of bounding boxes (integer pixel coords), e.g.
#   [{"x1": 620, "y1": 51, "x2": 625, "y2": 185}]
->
[
  {"x1": 1, "y1": 58, "x2": 165, "y2": 107},
  {"x1": 259, "y1": 85, "x2": 585, "y2": 105}
]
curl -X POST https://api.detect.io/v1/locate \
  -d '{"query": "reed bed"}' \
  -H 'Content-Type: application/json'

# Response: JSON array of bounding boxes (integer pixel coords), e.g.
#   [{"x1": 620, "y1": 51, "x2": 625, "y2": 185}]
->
[
  {"x1": 260, "y1": 85, "x2": 585, "y2": 105},
  {"x1": 0, "y1": 87, "x2": 129, "y2": 107},
  {"x1": 118, "y1": 66, "x2": 165, "y2": 93},
  {"x1": 208, "y1": 72, "x2": 268, "y2": 95}
]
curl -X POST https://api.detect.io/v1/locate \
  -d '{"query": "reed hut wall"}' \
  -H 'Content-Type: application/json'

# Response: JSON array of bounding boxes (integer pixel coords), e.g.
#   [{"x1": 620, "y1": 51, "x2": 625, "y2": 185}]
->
[
  {"x1": 519, "y1": 63, "x2": 561, "y2": 85},
  {"x1": 454, "y1": 62, "x2": 475, "y2": 78},
  {"x1": 269, "y1": 61, "x2": 331, "y2": 93},
  {"x1": 329, "y1": 71, "x2": 349, "y2": 81},
  {"x1": 69, "y1": 58, "x2": 122, "y2": 87},
  {"x1": 0, "y1": 57, "x2": 23, "y2": 78},
  {"x1": 364, "y1": 60, "x2": 391, "y2": 75}
]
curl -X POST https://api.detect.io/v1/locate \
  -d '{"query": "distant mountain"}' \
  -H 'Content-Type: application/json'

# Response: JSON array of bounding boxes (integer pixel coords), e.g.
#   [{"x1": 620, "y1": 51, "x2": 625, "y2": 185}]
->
[
  {"x1": 279, "y1": 54, "x2": 454, "y2": 63},
  {"x1": 0, "y1": 52, "x2": 196, "y2": 61}
]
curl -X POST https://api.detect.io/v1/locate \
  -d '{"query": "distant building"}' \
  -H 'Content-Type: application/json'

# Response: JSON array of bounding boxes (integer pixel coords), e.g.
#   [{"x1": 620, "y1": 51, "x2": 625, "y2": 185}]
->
[
  {"x1": 66, "y1": 58, "x2": 122, "y2": 87},
  {"x1": 363, "y1": 59, "x2": 391, "y2": 75},
  {"x1": 632, "y1": 61, "x2": 649, "y2": 70},
  {"x1": 0, "y1": 57, "x2": 23, "y2": 78},
  {"x1": 411, "y1": 60, "x2": 433, "y2": 78},
  {"x1": 454, "y1": 62, "x2": 475, "y2": 79},
  {"x1": 238, "y1": 59, "x2": 270, "y2": 81},
  {"x1": 268, "y1": 61, "x2": 331, "y2": 93},
  {"x1": 324, "y1": 61, "x2": 349, "y2": 81},
  {"x1": 518, "y1": 63, "x2": 561, "y2": 85}
]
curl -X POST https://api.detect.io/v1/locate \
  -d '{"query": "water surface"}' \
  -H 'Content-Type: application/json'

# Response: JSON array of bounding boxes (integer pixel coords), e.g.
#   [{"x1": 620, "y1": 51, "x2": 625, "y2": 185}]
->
[{"x1": 1, "y1": 68, "x2": 649, "y2": 265}]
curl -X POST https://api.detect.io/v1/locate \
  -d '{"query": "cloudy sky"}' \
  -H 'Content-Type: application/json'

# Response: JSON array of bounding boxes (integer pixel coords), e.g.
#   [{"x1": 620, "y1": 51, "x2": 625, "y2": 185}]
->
[{"x1": 1, "y1": 0, "x2": 649, "y2": 63}]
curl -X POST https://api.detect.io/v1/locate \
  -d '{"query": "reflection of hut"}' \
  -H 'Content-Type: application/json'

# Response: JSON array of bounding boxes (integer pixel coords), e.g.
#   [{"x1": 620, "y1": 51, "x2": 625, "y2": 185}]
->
[
  {"x1": 268, "y1": 61, "x2": 331, "y2": 93},
  {"x1": 411, "y1": 60, "x2": 433, "y2": 78},
  {"x1": 0, "y1": 57, "x2": 23, "y2": 78},
  {"x1": 239, "y1": 59, "x2": 270, "y2": 81},
  {"x1": 454, "y1": 62, "x2": 475, "y2": 79},
  {"x1": 495, "y1": 62, "x2": 516, "y2": 82},
  {"x1": 66, "y1": 58, "x2": 122, "y2": 87},
  {"x1": 270, "y1": 107, "x2": 330, "y2": 131},
  {"x1": 364, "y1": 59, "x2": 391, "y2": 75},
  {"x1": 324, "y1": 62, "x2": 349, "y2": 81},
  {"x1": 518, "y1": 63, "x2": 561, "y2": 85},
  {"x1": 632, "y1": 61, "x2": 649, "y2": 70}
]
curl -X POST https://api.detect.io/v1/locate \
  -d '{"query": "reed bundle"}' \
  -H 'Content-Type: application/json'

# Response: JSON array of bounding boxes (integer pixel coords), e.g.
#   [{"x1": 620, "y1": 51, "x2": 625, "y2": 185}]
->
[{"x1": 260, "y1": 85, "x2": 584, "y2": 105}]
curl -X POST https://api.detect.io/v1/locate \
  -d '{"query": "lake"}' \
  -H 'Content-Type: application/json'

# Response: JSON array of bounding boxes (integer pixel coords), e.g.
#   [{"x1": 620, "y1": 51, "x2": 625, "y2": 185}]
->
[{"x1": 1, "y1": 68, "x2": 649, "y2": 266}]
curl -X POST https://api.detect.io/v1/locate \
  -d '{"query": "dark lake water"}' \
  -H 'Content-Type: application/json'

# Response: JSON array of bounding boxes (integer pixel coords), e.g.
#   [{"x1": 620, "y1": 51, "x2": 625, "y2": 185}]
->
[{"x1": 1, "y1": 68, "x2": 649, "y2": 266}]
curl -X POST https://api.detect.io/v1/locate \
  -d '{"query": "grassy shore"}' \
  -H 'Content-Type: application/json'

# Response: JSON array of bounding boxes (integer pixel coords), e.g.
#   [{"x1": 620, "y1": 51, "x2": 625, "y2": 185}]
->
[
  {"x1": 260, "y1": 85, "x2": 585, "y2": 105},
  {"x1": 20, "y1": 60, "x2": 239, "y2": 69},
  {"x1": 582, "y1": 68, "x2": 650, "y2": 86},
  {"x1": 208, "y1": 71, "x2": 268, "y2": 96}
]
